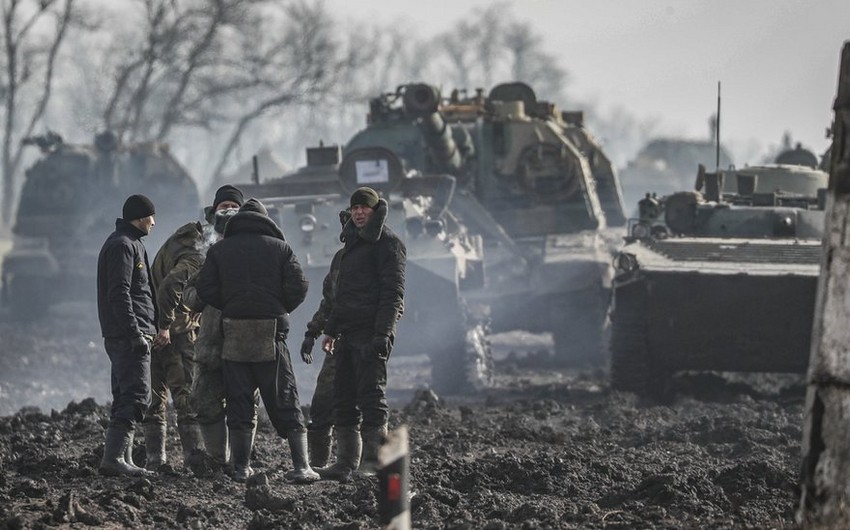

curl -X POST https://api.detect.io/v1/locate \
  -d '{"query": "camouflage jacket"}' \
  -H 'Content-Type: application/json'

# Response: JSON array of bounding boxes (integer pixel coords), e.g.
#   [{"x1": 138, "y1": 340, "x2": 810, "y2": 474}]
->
[{"x1": 150, "y1": 222, "x2": 205, "y2": 334}]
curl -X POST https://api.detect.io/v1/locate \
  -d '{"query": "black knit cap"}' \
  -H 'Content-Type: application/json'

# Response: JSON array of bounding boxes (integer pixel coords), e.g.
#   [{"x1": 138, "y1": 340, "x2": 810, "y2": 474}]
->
[
  {"x1": 212, "y1": 184, "x2": 244, "y2": 211},
  {"x1": 122, "y1": 194, "x2": 155, "y2": 221},
  {"x1": 350, "y1": 187, "x2": 380, "y2": 209},
  {"x1": 240, "y1": 198, "x2": 268, "y2": 216}
]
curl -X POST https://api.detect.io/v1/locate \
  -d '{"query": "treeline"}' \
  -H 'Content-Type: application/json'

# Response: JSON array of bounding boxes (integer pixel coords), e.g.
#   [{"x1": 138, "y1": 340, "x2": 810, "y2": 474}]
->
[{"x1": 0, "y1": 0, "x2": 653, "y2": 227}]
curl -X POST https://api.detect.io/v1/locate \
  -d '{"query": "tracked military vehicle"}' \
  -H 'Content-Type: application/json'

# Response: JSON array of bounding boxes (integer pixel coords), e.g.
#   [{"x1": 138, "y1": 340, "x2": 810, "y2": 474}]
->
[
  {"x1": 609, "y1": 160, "x2": 828, "y2": 399},
  {"x1": 239, "y1": 145, "x2": 491, "y2": 393},
  {"x1": 1, "y1": 131, "x2": 200, "y2": 318},
  {"x1": 342, "y1": 82, "x2": 626, "y2": 363}
]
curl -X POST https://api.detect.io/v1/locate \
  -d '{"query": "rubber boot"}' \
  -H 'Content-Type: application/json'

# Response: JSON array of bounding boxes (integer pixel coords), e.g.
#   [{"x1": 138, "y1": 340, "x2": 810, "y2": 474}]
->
[
  {"x1": 316, "y1": 425, "x2": 361, "y2": 482},
  {"x1": 284, "y1": 430, "x2": 320, "y2": 483},
  {"x1": 229, "y1": 429, "x2": 254, "y2": 482},
  {"x1": 358, "y1": 424, "x2": 388, "y2": 476},
  {"x1": 144, "y1": 423, "x2": 167, "y2": 469},
  {"x1": 125, "y1": 428, "x2": 152, "y2": 474},
  {"x1": 177, "y1": 421, "x2": 205, "y2": 465},
  {"x1": 307, "y1": 425, "x2": 333, "y2": 468},
  {"x1": 100, "y1": 425, "x2": 154, "y2": 477},
  {"x1": 200, "y1": 420, "x2": 230, "y2": 465}
]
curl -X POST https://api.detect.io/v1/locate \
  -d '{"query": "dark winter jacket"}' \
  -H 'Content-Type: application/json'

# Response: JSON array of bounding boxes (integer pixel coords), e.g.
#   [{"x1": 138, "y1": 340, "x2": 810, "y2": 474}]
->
[
  {"x1": 195, "y1": 210, "x2": 308, "y2": 336},
  {"x1": 150, "y1": 222, "x2": 205, "y2": 334},
  {"x1": 304, "y1": 211, "x2": 349, "y2": 340},
  {"x1": 97, "y1": 218, "x2": 158, "y2": 339},
  {"x1": 324, "y1": 199, "x2": 406, "y2": 338}
]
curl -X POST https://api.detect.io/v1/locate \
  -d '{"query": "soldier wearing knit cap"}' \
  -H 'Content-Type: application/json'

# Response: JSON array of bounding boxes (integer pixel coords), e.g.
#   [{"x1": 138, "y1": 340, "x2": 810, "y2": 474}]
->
[
  {"x1": 315, "y1": 186, "x2": 406, "y2": 481},
  {"x1": 96, "y1": 194, "x2": 158, "y2": 477},
  {"x1": 196, "y1": 193, "x2": 316, "y2": 483}
]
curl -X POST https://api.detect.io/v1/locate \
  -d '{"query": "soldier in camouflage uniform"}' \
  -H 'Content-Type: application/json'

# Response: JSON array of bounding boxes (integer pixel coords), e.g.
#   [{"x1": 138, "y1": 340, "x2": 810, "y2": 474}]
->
[
  {"x1": 183, "y1": 186, "x2": 249, "y2": 467},
  {"x1": 300, "y1": 211, "x2": 348, "y2": 467},
  {"x1": 143, "y1": 185, "x2": 244, "y2": 470}
]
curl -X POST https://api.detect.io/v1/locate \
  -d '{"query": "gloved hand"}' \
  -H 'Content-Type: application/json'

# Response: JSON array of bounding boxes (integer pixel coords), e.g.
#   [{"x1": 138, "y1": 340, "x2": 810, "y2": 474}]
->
[
  {"x1": 300, "y1": 336, "x2": 315, "y2": 364},
  {"x1": 372, "y1": 334, "x2": 391, "y2": 360},
  {"x1": 130, "y1": 335, "x2": 151, "y2": 355}
]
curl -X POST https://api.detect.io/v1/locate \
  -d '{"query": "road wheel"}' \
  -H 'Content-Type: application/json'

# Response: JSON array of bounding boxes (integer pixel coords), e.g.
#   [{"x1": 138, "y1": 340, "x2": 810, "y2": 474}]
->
[
  {"x1": 429, "y1": 309, "x2": 494, "y2": 395},
  {"x1": 609, "y1": 281, "x2": 671, "y2": 400}
]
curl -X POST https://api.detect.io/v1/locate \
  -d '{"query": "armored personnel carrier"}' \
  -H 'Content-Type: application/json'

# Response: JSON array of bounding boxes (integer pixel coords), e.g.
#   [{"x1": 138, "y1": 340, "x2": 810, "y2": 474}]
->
[
  {"x1": 342, "y1": 82, "x2": 626, "y2": 363},
  {"x1": 239, "y1": 145, "x2": 491, "y2": 393},
  {"x1": 1, "y1": 131, "x2": 200, "y2": 318},
  {"x1": 609, "y1": 161, "x2": 827, "y2": 399}
]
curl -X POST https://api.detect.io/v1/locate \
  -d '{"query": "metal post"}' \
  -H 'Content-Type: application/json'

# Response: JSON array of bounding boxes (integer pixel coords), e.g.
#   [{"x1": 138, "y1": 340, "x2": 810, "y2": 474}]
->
[
  {"x1": 798, "y1": 40, "x2": 850, "y2": 528},
  {"x1": 377, "y1": 425, "x2": 410, "y2": 530}
]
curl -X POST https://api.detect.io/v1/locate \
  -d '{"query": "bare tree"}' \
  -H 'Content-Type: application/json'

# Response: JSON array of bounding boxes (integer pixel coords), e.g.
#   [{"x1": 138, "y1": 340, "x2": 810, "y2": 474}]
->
[
  {"x1": 92, "y1": 0, "x2": 361, "y2": 185},
  {"x1": 0, "y1": 0, "x2": 80, "y2": 228}
]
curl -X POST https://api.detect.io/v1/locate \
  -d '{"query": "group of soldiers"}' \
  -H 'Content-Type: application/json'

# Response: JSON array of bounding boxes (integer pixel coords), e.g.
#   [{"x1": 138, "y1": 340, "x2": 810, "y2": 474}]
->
[{"x1": 95, "y1": 184, "x2": 406, "y2": 484}]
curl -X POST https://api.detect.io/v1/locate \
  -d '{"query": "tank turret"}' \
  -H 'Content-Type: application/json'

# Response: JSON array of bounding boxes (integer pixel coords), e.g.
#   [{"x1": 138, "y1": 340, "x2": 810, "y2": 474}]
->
[{"x1": 342, "y1": 82, "x2": 627, "y2": 364}]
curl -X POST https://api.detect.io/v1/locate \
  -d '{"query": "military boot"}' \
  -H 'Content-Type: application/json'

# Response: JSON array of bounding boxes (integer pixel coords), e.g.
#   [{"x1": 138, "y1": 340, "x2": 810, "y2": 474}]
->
[
  {"x1": 125, "y1": 428, "x2": 152, "y2": 474},
  {"x1": 177, "y1": 421, "x2": 205, "y2": 465},
  {"x1": 316, "y1": 425, "x2": 361, "y2": 482},
  {"x1": 358, "y1": 423, "x2": 388, "y2": 476},
  {"x1": 100, "y1": 425, "x2": 154, "y2": 477},
  {"x1": 284, "y1": 430, "x2": 320, "y2": 484},
  {"x1": 229, "y1": 429, "x2": 254, "y2": 482},
  {"x1": 200, "y1": 420, "x2": 230, "y2": 465},
  {"x1": 307, "y1": 425, "x2": 333, "y2": 468},
  {"x1": 144, "y1": 422, "x2": 167, "y2": 470}
]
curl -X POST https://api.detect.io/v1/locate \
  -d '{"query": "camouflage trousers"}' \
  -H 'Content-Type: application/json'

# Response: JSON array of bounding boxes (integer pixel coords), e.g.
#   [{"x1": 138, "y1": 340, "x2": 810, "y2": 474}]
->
[
  {"x1": 308, "y1": 351, "x2": 336, "y2": 431},
  {"x1": 144, "y1": 330, "x2": 198, "y2": 426}
]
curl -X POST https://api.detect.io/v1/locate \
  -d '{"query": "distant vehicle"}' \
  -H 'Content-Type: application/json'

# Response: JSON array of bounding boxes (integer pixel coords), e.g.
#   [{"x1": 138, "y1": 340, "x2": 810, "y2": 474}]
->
[
  {"x1": 339, "y1": 82, "x2": 626, "y2": 364},
  {"x1": 619, "y1": 137, "x2": 734, "y2": 211},
  {"x1": 609, "y1": 157, "x2": 827, "y2": 399},
  {"x1": 240, "y1": 145, "x2": 491, "y2": 393},
  {"x1": 1, "y1": 131, "x2": 200, "y2": 318}
]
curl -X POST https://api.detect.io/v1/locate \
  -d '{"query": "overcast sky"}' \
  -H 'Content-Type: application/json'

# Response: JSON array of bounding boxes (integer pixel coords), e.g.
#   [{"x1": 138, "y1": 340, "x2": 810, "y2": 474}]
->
[{"x1": 326, "y1": 0, "x2": 848, "y2": 163}]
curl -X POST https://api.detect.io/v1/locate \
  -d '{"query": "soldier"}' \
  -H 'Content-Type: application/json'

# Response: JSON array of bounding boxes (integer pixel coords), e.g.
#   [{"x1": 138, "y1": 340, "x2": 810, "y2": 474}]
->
[
  {"x1": 300, "y1": 211, "x2": 348, "y2": 468},
  {"x1": 196, "y1": 198, "x2": 317, "y2": 483},
  {"x1": 142, "y1": 185, "x2": 243, "y2": 470},
  {"x1": 183, "y1": 191, "x2": 255, "y2": 469},
  {"x1": 316, "y1": 187, "x2": 406, "y2": 481},
  {"x1": 96, "y1": 194, "x2": 158, "y2": 477}
]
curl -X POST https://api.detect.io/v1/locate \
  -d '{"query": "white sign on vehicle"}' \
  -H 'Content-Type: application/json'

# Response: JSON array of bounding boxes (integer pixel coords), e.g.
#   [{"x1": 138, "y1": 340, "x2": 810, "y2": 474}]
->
[{"x1": 355, "y1": 159, "x2": 390, "y2": 184}]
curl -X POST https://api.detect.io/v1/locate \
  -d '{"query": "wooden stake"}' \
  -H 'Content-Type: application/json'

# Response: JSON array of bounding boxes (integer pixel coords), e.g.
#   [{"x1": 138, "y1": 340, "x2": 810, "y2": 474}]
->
[
  {"x1": 799, "y1": 40, "x2": 850, "y2": 528},
  {"x1": 377, "y1": 425, "x2": 410, "y2": 530}
]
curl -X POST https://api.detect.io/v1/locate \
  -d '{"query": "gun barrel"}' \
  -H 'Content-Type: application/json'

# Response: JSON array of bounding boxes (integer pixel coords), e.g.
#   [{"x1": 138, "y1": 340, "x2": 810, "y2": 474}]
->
[{"x1": 402, "y1": 83, "x2": 464, "y2": 173}]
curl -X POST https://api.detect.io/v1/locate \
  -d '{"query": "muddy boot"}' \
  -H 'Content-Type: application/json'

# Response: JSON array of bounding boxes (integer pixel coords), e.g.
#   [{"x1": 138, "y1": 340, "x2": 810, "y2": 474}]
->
[
  {"x1": 144, "y1": 423, "x2": 167, "y2": 470},
  {"x1": 358, "y1": 424, "x2": 388, "y2": 476},
  {"x1": 316, "y1": 425, "x2": 361, "y2": 482},
  {"x1": 100, "y1": 425, "x2": 154, "y2": 477},
  {"x1": 284, "y1": 429, "x2": 320, "y2": 484},
  {"x1": 307, "y1": 425, "x2": 333, "y2": 468},
  {"x1": 125, "y1": 428, "x2": 152, "y2": 474},
  {"x1": 200, "y1": 420, "x2": 230, "y2": 465},
  {"x1": 229, "y1": 429, "x2": 254, "y2": 482},
  {"x1": 177, "y1": 421, "x2": 205, "y2": 465}
]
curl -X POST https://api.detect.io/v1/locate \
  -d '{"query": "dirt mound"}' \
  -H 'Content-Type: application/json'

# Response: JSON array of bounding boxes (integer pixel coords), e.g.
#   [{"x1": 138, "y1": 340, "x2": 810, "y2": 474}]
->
[{"x1": 0, "y1": 313, "x2": 805, "y2": 528}]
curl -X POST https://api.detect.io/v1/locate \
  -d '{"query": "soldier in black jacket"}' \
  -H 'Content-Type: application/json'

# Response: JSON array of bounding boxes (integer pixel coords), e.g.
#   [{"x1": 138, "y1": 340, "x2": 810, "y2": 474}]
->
[
  {"x1": 96, "y1": 194, "x2": 158, "y2": 477},
  {"x1": 196, "y1": 198, "x2": 317, "y2": 483},
  {"x1": 316, "y1": 187, "x2": 406, "y2": 481}
]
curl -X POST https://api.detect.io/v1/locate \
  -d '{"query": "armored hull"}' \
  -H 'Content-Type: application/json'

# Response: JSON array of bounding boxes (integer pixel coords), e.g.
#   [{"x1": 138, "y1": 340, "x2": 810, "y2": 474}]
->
[
  {"x1": 240, "y1": 146, "x2": 491, "y2": 394},
  {"x1": 341, "y1": 82, "x2": 626, "y2": 363},
  {"x1": 610, "y1": 163, "x2": 827, "y2": 398},
  {"x1": 1, "y1": 132, "x2": 200, "y2": 318}
]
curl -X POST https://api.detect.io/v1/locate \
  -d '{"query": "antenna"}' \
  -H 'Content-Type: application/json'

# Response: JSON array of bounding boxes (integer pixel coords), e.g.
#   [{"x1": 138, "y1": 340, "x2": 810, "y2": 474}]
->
[{"x1": 715, "y1": 81, "x2": 721, "y2": 170}]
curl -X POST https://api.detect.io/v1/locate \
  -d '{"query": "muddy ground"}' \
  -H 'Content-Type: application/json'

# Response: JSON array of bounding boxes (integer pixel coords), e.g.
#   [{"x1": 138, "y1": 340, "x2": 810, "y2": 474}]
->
[{"x1": 0, "y1": 307, "x2": 806, "y2": 529}]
